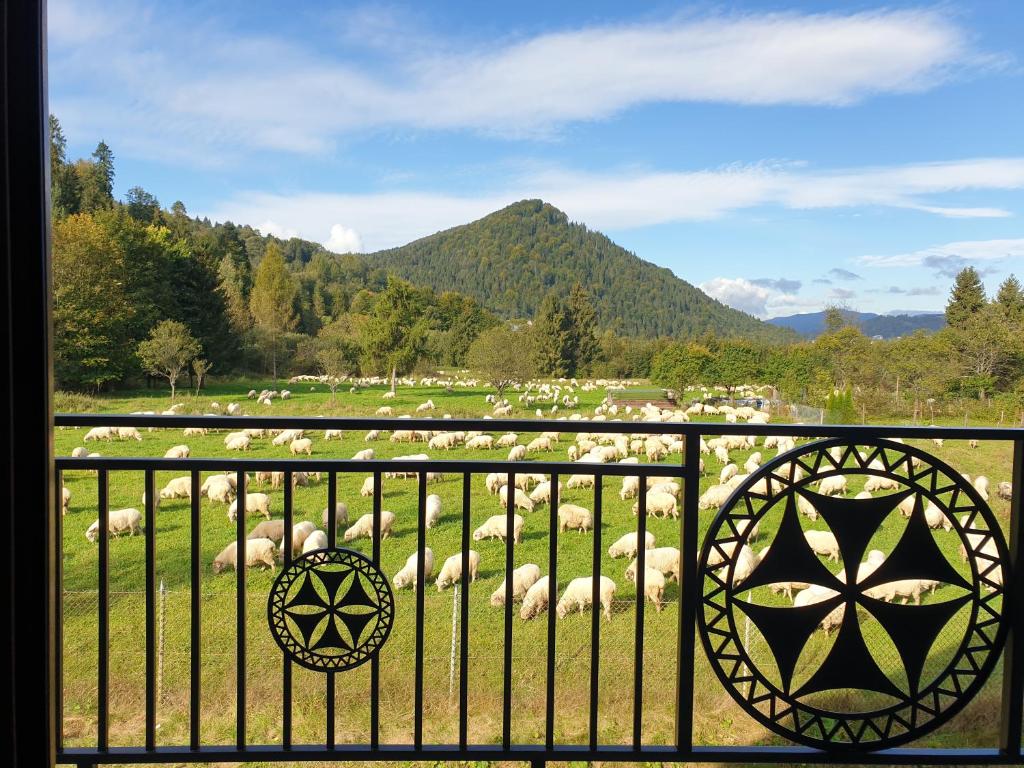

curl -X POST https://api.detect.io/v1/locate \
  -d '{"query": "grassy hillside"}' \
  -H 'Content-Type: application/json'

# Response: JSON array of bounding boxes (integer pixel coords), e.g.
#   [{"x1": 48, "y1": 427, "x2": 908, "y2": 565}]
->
[{"x1": 369, "y1": 200, "x2": 794, "y2": 341}]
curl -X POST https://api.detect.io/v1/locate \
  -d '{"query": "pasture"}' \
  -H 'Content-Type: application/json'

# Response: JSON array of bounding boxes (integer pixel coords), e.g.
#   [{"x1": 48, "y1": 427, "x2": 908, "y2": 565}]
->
[{"x1": 54, "y1": 379, "x2": 1016, "y2": 758}]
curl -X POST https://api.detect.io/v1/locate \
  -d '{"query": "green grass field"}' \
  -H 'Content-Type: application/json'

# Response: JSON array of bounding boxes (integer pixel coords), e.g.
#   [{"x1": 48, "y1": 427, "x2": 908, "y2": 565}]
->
[{"x1": 54, "y1": 378, "x2": 1016, "y2": 763}]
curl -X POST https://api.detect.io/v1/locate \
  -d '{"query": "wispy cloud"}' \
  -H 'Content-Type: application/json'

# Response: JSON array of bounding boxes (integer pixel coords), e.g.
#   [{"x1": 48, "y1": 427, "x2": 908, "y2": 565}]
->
[
  {"x1": 751, "y1": 277, "x2": 802, "y2": 293},
  {"x1": 827, "y1": 268, "x2": 862, "y2": 281},
  {"x1": 861, "y1": 238, "x2": 1024, "y2": 268},
  {"x1": 207, "y1": 159, "x2": 1024, "y2": 251},
  {"x1": 49, "y1": 1, "x2": 1005, "y2": 160}
]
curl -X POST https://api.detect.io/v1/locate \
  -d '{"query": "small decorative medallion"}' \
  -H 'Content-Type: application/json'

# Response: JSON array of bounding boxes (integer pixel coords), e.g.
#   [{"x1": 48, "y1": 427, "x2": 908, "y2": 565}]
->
[{"x1": 268, "y1": 547, "x2": 394, "y2": 672}]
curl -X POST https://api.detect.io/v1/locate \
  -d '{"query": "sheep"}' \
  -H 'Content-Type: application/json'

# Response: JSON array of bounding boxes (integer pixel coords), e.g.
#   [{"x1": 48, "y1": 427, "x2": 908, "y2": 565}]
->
[
  {"x1": 793, "y1": 585, "x2": 844, "y2": 633},
  {"x1": 619, "y1": 475, "x2": 640, "y2": 500},
  {"x1": 490, "y1": 563, "x2": 541, "y2": 606},
  {"x1": 226, "y1": 402, "x2": 242, "y2": 416},
  {"x1": 631, "y1": 491, "x2": 678, "y2": 519},
  {"x1": 282, "y1": 521, "x2": 317, "y2": 556},
  {"x1": 855, "y1": 491, "x2": 872, "y2": 500},
  {"x1": 507, "y1": 445, "x2": 527, "y2": 462},
  {"x1": 360, "y1": 476, "x2": 379, "y2": 497},
  {"x1": 719, "y1": 463, "x2": 738, "y2": 485},
  {"x1": 248, "y1": 519, "x2": 285, "y2": 543},
  {"x1": 558, "y1": 503, "x2": 593, "y2": 533},
  {"x1": 70, "y1": 446, "x2": 89, "y2": 458},
  {"x1": 864, "y1": 474, "x2": 900, "y2": 492},
  {"x1": 796, "y1": 494, "x2": 819, "y2": 521},
  {"x1": 496, "y1": 433, "x2": 518, "y2": 448},
  {"x1": 225, "y1": 433, "x2": 251, "y2": 451},
  {"x1": 435, "y1": 550, "x2": 480, "y2": 590},
  {"x1": 227, "y1": 493, "x2": 272, "y2": 522},
  {"x1": 343, "y1": 511, "x2": 397, "y2": 542},
  {"x1": 85, "y1": 508, "x2": 143, "y2": 542},
  {"x1": 743, "y1": 452, "x2": 762, "y2": 474},
  {"x1": 393, "y1": 548, "x2": 435, "y2": 589},
  {"x1": 529, "y1": 480, "x2": 561, "y2": 505},
  {"x1": 159, "y1": 476, "x2": 192, "y2": 500},
  {"x1": 556, "y1": 576, "x2": 616, "y2": 620},
  {"x1": 924, "y1": 500, "x2": 952, "y2": 531},
  {"x1": 484, "y1": 472, "x2": 504, "y2": 495},
  {"x1": 519, "y1": 576, "x2": 551, "y2": 620},
  {"x1": 499, "y1": 485, "x2": 535, "y2": 514},
  {"x1": 322, "y1": 502, "x2": 350, "y2": 529},
  {"x1": 732, "y1": 545, "x2": 760, "y2": 586},
  {"x1": 213, "y1": 538, "x2": 278, "y2": 574},
  {"x1": 648, "y1": 480, "x2": 681, "y2": 498},
  {"x1": 164, "y1": 444, "x2": 190, "y2": 459},
  {"x1": 271, "y1": 429, "x2": 304, "y2": 446},
  {"x1": 973, "y1": 475, "x2": 990, "y2": 502},
  {"x1": 467, "y1": 435, "x2": 495, "y2": 450},
  {"x1": 639, "y1": 567, "x2": 667, "y2": 611},
  {"x1": 804, "y1": 530, "x2": 841, "y2": 562},
  {"x1": 425, "y1": 494, "x2": 442, "y2": 528},
  {"x1": 526, "y1": 437, "x2": 553, "y2": 453},
  {"x1": 206, "y1": 479, "x2": 235, "y2": 504},
  {"x1": 698, "y1": 483, "x2": 733, "y2": 510},
  {"x1": 352, "y1": 448, "x2": 374, "y2": 461},
  {"x1": 714, "y1": 446, "x2": 730, "y2": 464},
  {"x1": 567, "y1": 473, "x2": 595, "y2": 490},
  {"x1": 365, "y1": 430, "x2": 381, "y2": 442},
  {"x1": 473, "y1": 513, "x2": 524, "y2": 544},
  {"x1": 224, "y1": 431, "x2": 248, "y2": 446},
  {"x1": 183, "y1": 427, "x2": 208, "y2": 437},
  {"x1": 626, "y1": 547, "x2": 680, "y2": 583},
  {"x1": 61, "y1": 486, "x2": 72, "y2": 514},
  {"x1": 998, "y1": 481, "x2": 1013, "y2": 501},
  {"x1": 83, "y1": 426, "x2": 113, "y2": 442},
  {"x1": 607, "y1": 530, "x2": 655, "y2": 559},
  {"x1": 115, "y1": 426, "x2": 143, "y2": 441},
  {"x1": 289, "y1": 437, "x2": 313, "y2": 456},
  {"x1": 376, "y1": 406, "x2": 394, "y2": 417},
  {"x1": 817, "y1": 475, "x2": 848, "y2": 496}
]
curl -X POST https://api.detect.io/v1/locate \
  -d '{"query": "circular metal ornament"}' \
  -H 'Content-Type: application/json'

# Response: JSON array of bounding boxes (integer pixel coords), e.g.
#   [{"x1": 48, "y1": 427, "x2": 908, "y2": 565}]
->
[
  {"x1": 268, "y1": 547, "x2": 394, "y2": 672},
  {"x1": 697, "y1": 437, "x2": 1009, "y2": 750}
]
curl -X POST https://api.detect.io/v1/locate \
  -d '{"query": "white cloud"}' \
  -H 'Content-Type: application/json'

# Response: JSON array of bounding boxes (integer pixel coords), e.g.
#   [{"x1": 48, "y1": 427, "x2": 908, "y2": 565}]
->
[
  {"x1": 48, "y1": 2, "x2": 1002, "y2": 159},
  {"x1": 699, "y1": 276, "x2": 814, "y2": 319},
  {"x1": 861, "y1": 238, "x2": 1024, "y2": 268},
  {"x1": 324, "y1": 224, "x2": 363, "y2": 254},
  {"x1": 206, "y1": 158, "x2": 1024, "y2": 252},
  {"x1": 256, "y1": 220, "x2": 299, "y2": 240}
]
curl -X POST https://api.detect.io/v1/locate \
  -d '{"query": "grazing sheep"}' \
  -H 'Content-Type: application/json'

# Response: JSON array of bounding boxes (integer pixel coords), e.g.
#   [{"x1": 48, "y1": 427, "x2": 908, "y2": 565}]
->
[
  {"x1": 732, "y1": 545, "x2": 760, "y2": 586},
  {"x1": 62, "y1": 486, "x2": 72, "y2": 514},
  {"x1": 484, "y1": 473, "x2": 504, "y2": 495},
  {"x1": 85, "y1": 508, "x2": 143, "y2": 542},
  {"x1": 425, "y1": 494, "x2": 442, "y2": 528},
  {"x1": 556, "y1": 576, "x2": 616, "y2": 621},
  {"x1": 519, "y1": 576, "x2": 551, "y2": 620},
  {"x1": 83, "y1": 426, "x2": 114, "y2": 442},
  {"x1": 619, "y1": 475, "x2": 640, "y2": 500},
  {"x1": 71, "y1": 446, "x2": 89, "y2": 458},
  {"x1": 473, "y1": 513, "x2": 524, "y2": 544},
  {"x1": 855, "y1": 491, "x2": 873, "y2": 500},
  {"x1": 393, "y1": 548, "x2": 435, "y2": 589},
  {"x1": 507, "y1": 445, "x2": 527, "y2": 461},
  {"x1": 557, "y1": 504, "x2": 593, "y2": 533},
  {"x1": 714, "y1": 446, "x2": 730, "y2": 464},
  {"x1": 924, "y1": 500, "x2": 952, "y2": 531},
  {"x1": 698, "y1": 483, "x2": 733, "y2": 510},
  {"x1": 159, "y1": 476, "x2": 192, "y2": 500},
  {"x1": 973, "y1": 475, "x2": 990, "y2": 502},
  {"x1": 213, "y1": 538, "x2": 277, "y2": 574},
  {"x1": 116, "y1": 426, "x2": 143, "y2": 441},
  {"x1": 183, "y1": 427, "x2": 208, "y2": 437},
  {"x1": 529, "y1": 480, "x2": 562, "y2": 505},
  {"x1": 365, "y1": 430, "x2": 381, "y2": 442},
  {"x1": 796, "y1": 494, "x2": 819, "y2": 521},
  {"x1": 206, "y1": 479, "x2": 235, "y2": 504},
  {"x1": 998, "y1": 481, "x2": 1013, "y2": 501},
  {"x1": 435, "y1": 550, "x2": 480, "y2": 590},
  {"x1": 352, "y1": 448, "x2": 374, "y2": 461},
  {"x1": 632, "y1": 491, "x2": 677, "y2": 519},
  {"x1": 466, "y1": 435, "x2": 494, "y2": 450},
  {"x1": 496, "y1": 433, "x2": 518, "y2": 448},
  {"x1": 626, "y1": 547, "x2": 680, "y2": 583},
  {"x1": 164, "y1": 444, "x2": 190, "y2": 459},
  {"x1": 526, "y1": 437, "x2": 553, "y2": 453},
  {"x1": 225, "y1": 434, "x2": 251, "y2": 451},
  {"x1": 639, "y1": 567, "x2": 667, "y2": 611},
  {"x1": 817, "y1": 475, "x2": 848, "y2": 496},
  {"x1": 288, "y1": 437, "x2": 312, "y2": 456},
  {"x1": 607, "y1": 531, "x2": 655, "y2": 559},
  {"x1": 343, "y1": 511, "x2": 397, "y2": 542},
  {"x1": 282, "y1": 521, "x2": 317, "y2": 556},
  {"x1": 719, "y1": 463, "x2": 738, "y2": 485},
  {"x1": 360, "y1": 476, "x2": 379, "y2": 497},
  {"x1": 271, "y1": 429, "x2": 303, "y2": 446},
  {"x1": 322, "y1": 502, "x2": 350, "y2": 529},
  {"x1": 499, "y1": 485, "x2": 535, "y2": 514},
  {"x1": 567, "y1": 474, "x2": 595, "y2": 490},
  {"x1": 376, "y1": 406, "x2": 394, "y2": 417},
  {"x1": 227, "y1": 493, "x2": 272, "y2": 522},
  {"x1": 804, "y1": 530, "x2": 841, "y2": 562},
  {"x1": 648, "y1": 480, "x2": 681, "y2": 497},
  {"x1": 248, "y1": 519, "x2": 285, "y2": 543},
  {"x1": 490, "y1": 563, "x2": 541, "y2": 606},
  {"x1": 864, "y1": 474, "x2": 900, "y2": 492}
]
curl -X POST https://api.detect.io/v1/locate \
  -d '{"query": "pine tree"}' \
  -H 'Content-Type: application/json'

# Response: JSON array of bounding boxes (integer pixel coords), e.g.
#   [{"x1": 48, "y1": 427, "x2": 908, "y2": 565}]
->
[
  {"x1": 360, "y1": 277, "x2": 428, "y2": 391},
  {"x1": 48, "y1": 115, "x2": 80, "y2": 217},
  {"x1": 531, "y1": 292, "x2": 572, "y2": 376},
  {"x1": 996, "y1": 274, "x2": 1024, "y2": 322},
  {"x1": 92, "y1": 140, "x2": 115, "y2": 200},
  {"x1": 249, "y1": 242, "x2": 298, "y2": 378},
  {"x1": 565, "y1": 283, "x2": 599, "y2": 375},
  {"x1": 946, "y1": 267, "x2": 986, "y2": 329}
]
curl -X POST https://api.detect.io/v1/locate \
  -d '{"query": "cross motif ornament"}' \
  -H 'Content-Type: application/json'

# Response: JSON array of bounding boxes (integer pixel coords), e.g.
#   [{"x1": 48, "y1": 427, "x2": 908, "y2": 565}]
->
[{"x1": 698, "y1": 438, "x2": 1009, "y2": 750}]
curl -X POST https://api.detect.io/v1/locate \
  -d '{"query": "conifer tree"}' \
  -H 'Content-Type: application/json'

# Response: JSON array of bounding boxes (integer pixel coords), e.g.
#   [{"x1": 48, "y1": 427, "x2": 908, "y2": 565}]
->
[{"x1": 946, "y1": 266, "x2": 986, "y2": 329}]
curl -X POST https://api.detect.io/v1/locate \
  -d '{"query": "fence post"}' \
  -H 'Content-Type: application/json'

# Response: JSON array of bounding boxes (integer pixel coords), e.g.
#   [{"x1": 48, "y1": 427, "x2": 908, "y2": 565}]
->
[
  {"x1": 158, "y1": 578, "x2": 166, "y2": 705},
  {"x1": 449, "y1": 584, "x2": 459, "y2": 701}
]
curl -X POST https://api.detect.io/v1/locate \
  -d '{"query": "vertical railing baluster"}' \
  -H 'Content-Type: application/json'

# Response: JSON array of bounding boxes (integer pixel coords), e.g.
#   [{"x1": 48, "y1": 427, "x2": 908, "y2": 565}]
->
[
  {"x1": 632, "y1": 476, "x2": 648, "y2": 748},
  {"x1": 189, "y1": 470, "x2": 201, "y2": 750},
  {"x1": 145, "y1": 469, "x2": 157, "y2": 750},
  {"x1": 676, "y1": 432, "x2": 699, "y2": 751},
  {"x1": 459, "y1": 472, "x2": 471, "y2": 750},
  {"x1": 589, "y1": 477, "x2": 603, "y2": 750},
  {"x1": 370, "y1": 470, "x2": 382, "y2": 749},
  {"x1": 282, "y1": 472, "x2": 293, "y2": 750},
  {"x1": 235, "y1": 469, "x2": 246, "y2": 749},
  {"x1": 1000, "y1": 438, "x2": 1024, "y2": 756},
  {"x1": 414, "y1": 470, "x2": 427, "y2": 749},
  {"x1": 503, "y1": 471, "x2": 514, "y2": 750},
  {"x1": 326, "y1": 471, "x2": 337, "y2": 749},
  {"x1": 545, "y1": 472, "x2": 559, "y2": 750},
  {"x1": 97, "y1": 469, "x2": 109, "y2": 752},
  {"x1": 55, "y1": 469, "x2": 63, "y2": 750}
]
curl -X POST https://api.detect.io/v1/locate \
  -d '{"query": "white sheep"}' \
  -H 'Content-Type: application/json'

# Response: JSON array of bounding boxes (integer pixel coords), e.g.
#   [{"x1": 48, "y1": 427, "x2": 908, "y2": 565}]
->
[
  {"x1": 719, "y1": 463, "x2": 738, "y2": 485},
  {"x1": 973, "y1": 475, "x2": 990, "y2": 501},
  {"x1": 435, "y1": 550, "x2": 480, "y2": 590},
  {"x1": 159, "y1": 476, "x2": 192, "y2": 500},
  {"x1": 83, "y1": 426, "x2": 113, "y2": 442},
  {"x1": 529, "y1": 480, "x2": 561, "y2": 505},
  {"x1": 85, "y1": 508, "x2": 143, "y2": 542},
  {"x1": 164, "y1": 444, "x2": 190, "y2": 459},
  {"x1": 507, "y1": 445, "x2": 527, "y2": 461},
  {"x1": 321, "y1": 502, "x2": 350, "y2": 529},
  {"x1": 499, "y1": 485, "x2": 535, "y2": 514},
  {"x1": 425, "y1": 494, "x2": 442, "y2": 528},
  {"x1": 496, "y1": 433, "x2": 518, "y2": 448},
  {"x1": 631, "y1": 491, "x2": 677, "y2": 519},
  {"x1": 116, "y1": 426, "x2": 143, "y2": 441},
  {"x1": 490, "y1": 563, "x2": 541, "y2": 606},
  {"x1": 607, "y1": 531, "x2": 655, "y2": 559},
  {"x1": 526, "y1": 437, "x2": 553, "y2": 453},
  {"x1": 301, "y1": 529, "x2": 329, "y2": 554},
  {"x1": 351, "y1": 448, "x2": 374, "y2": 461},
  {"x1": 206, "y1": 479, "x2": 235, "y2": 504},
  {"x1": 817, "y1": 475, "x2": 848, "y2": 496},
  {"x1": 639, "y1": 567, "x2": 666, "y2": 612},
  {"x1": 556, "y1": 576, "x2": 616, "y2": 620},
  {"x1": 213, "y1": 538, "x2": 277, "y2": 573},
  {"x1": 62, "y1": 486, "x2": 72, "y2": 514},
  {"x1": 519, "y1": 576, "x2": 550, "y2": 620},
  {"x1": 290, "y1": 437, "x2": 313, "y2": 456},
  {"x1": 473, "y1": 513, "x2": 524, "y2": 544},
  {"x1": 698, "y1": 483, "x2": 733, "y2": 510},
  {"x1": 225, "y1": 434, "x2": 251, "y2": 451},
  {"x1": 625, "y1": 547, "x2": 680, "y2": 582},
  {"x1": 393, "y1": 548, "x2": 435, "y2": 589},
  {"x1": 467, "y1": 435, "x2": 494, "y2": 450},
  {"x1": 248, "y1": 519, "x2": 285, "y2": 543},
  {"x1": 567, "y1": 473, "x2": 595, "y2": 490},
  {"x1": 227, "y1": 493, "x2": 272, "y2": 522},
  {"x1": 864, "y1": 474, "x2": 900, "y2": 492},
  {"x1": 557, "y1": 503, "x2": 593, "y2": 533},
  {"x1": 282, "y1": 521, "x2": 317, "y2": 556},
  {"x1": 343, "y1": 511, "x2": 397, "y2": 542},
  {"x1": 804, "y1": 530, "x2": 841, "y2": 562},
  {"x1": 360, "y1": 476, "x2": 379, "y2": 497}
]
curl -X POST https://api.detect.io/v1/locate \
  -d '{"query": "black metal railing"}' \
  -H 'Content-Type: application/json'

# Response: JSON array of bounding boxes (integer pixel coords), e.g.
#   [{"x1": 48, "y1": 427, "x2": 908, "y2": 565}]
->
[{"x1": 51, "y1": 414, "x2": 1024, "y2": 766}]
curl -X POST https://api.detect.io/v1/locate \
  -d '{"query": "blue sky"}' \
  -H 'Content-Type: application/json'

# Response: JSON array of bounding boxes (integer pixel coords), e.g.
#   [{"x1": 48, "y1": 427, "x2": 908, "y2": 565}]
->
[{"x1": 48, "y1": 0, "x2": 1024, "y2": 318}]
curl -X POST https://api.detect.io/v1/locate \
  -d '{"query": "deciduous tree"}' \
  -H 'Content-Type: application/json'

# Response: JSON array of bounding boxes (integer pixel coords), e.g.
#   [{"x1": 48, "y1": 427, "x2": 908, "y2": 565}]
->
[{"x1": 137, "y1": 320, "x2": 202, "y2": 400}]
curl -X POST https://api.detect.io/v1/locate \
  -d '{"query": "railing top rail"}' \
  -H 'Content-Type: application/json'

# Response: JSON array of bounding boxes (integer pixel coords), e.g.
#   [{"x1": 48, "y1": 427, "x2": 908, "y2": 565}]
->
[{"x1": 54, "y1": 412, "x2": 1024, "y2": 440}]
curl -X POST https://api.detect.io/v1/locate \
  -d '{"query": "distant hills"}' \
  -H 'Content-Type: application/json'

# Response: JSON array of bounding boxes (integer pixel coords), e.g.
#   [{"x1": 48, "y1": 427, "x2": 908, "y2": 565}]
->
[
  {"x1": 767, "y1": 310, "x2": 946, "y2": 338},
  {"x1": 367, "y1": 200, "x2": 794, "y2": 341}
]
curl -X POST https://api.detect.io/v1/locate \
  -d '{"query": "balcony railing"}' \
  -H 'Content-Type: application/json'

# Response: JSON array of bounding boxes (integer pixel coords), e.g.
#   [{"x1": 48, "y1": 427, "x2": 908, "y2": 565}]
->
[{"x1": 51, "y1": 414, "x2": 1024, "y2": 766}]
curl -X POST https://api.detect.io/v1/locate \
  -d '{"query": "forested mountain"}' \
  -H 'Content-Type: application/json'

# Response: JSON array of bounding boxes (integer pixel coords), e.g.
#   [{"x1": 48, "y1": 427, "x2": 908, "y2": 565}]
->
[
  {"x1": 767, "y1": 310, "x2": 945, "y2": 338},
  {"x1": 369, "y1": 200, "x2": 792, "y2": 342}
]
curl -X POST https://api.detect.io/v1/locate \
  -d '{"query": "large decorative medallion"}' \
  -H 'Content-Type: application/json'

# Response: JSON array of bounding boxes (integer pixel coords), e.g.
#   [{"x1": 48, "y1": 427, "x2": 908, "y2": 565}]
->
[
  {"x1": 268, "y1": 547, "x2": 394, "y2": 672},
  {"x1": 698, "y1": 438, "x2": 1009, "y2": 750}
]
